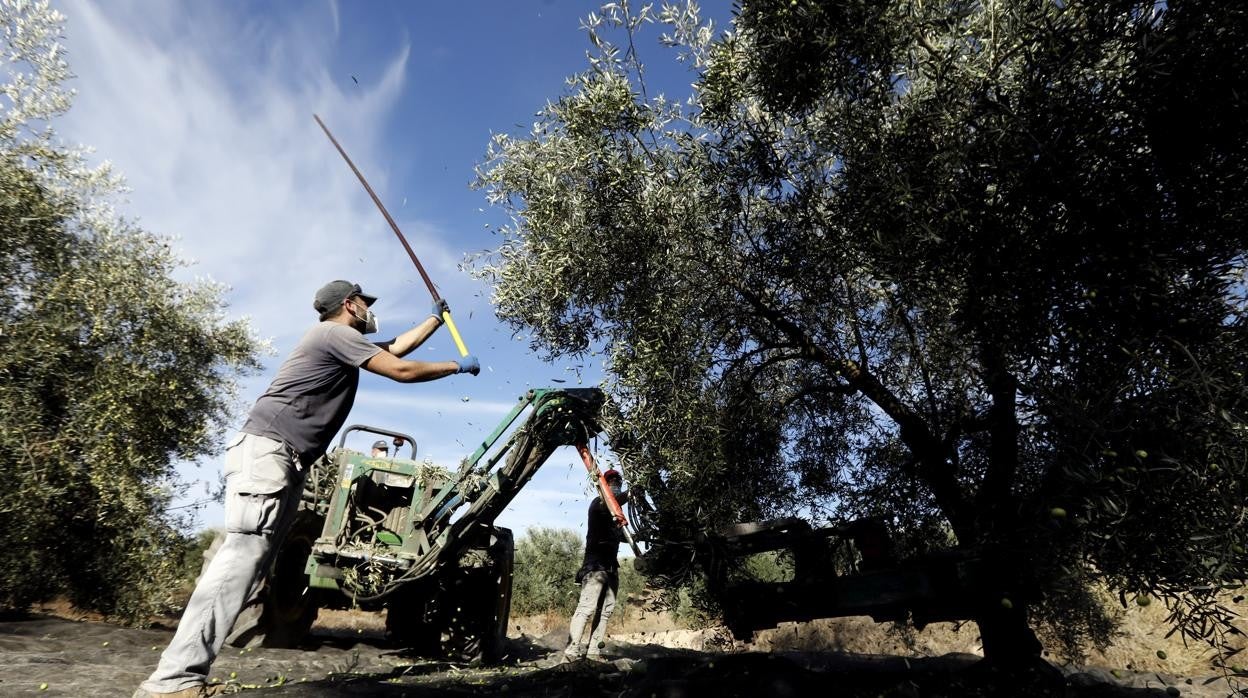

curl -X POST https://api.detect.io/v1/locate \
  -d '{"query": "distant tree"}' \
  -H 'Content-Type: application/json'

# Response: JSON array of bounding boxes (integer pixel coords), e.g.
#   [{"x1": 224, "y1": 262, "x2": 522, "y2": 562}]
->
[
  {"x1": 0, "y1": 0, "x2": 263, "y2": 621},
  {"x1": 615, "y1": 557, "x2": 647, "y2": 616},
  {"x1": 511, "y1": 527, "x2": 584, "y2": 616},
  {"x1": 475, "y1": 0, "x2": 1248, "y2": 661},
  {"x1": 180, "y1": 528, "x2": 223, "y2": 589}
]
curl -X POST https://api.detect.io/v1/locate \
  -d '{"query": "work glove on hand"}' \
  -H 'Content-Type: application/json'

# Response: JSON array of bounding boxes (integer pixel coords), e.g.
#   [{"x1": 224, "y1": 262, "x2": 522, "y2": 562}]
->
[
  {"x1": 430, "y1": 298, "x2": 451, "y2": 322},
  {"x1": 455, "y1": 355, "x2": 480, "y2": 376}
]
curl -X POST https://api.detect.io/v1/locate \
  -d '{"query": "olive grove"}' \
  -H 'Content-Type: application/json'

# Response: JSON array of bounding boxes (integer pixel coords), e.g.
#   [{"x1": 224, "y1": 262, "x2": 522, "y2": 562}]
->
[
  {"x1": 474, "y1": 0, "x2": 1248, "y2": 660},
  {"x1": 0, "y1": 0, "x2": 263, "y2": 620}
]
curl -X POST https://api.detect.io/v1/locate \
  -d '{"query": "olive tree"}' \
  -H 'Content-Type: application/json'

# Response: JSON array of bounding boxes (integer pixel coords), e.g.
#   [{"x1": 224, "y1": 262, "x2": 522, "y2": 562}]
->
[
  {"x1": 512, "y1": 526, "x2": 651, "y2": 623},
  {"x1": 475, "y1": 0, "x2": 1248, "y2": 661},
  {"x1": 0, "y1": 0, "x2": 263, "y2": 621},
  {"x1": 511, "y1": 527, "x2": 584, "y2": 616}
]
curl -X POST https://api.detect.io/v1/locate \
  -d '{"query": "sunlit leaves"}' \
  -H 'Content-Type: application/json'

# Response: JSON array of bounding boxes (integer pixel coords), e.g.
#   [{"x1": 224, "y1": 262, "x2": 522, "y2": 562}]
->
[
  {"x1": 0, "y1": 0, "x2": 264, "y2": 622},
  {"x1": 511, "y1": 527, "x2": 583, "y2": 615},
  {"x1": 475, "y1": 0, "x2": 1248, "y2": 657}
]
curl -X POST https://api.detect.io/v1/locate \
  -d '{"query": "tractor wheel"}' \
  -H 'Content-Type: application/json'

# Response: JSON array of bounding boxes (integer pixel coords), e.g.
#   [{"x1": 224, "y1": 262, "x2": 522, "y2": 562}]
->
[
  {"x1": 436, "y1": 527, "x2": 514, "y2": 665},
  {"x1": 485, "y1": 527, "x2": 515, "y2": 662},
  {"x1": 384, "y1": 583, "x2": 439, "y2": 654},
  {"x1": 225, "y1": 509, "x2": 322, "y2": 649}
]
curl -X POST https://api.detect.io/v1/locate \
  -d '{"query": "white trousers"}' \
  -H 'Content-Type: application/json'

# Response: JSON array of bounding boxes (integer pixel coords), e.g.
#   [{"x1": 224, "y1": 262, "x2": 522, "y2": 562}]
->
[
  {"x1": 140, "y1": 433, "x2": 303, "y2": 693},
  {"x1": 565, "y1": 569, "x2": 618, "y2": 659}
]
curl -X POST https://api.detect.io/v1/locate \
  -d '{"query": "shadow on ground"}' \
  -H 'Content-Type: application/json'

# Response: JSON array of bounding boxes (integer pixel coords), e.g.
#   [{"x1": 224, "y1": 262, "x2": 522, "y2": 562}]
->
[
  {"x1": 260, "y1": 635, "x2": 1188, "y2": 698},
  {"x1": 0, "y1": 614, "x2": 1206, "y2": 697}
]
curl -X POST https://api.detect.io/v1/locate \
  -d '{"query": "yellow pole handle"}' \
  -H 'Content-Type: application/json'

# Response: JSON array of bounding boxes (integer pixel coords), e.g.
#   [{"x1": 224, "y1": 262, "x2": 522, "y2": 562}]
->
[{"x1": 442, "y1": 310, "x2": 469, "y2": 357}]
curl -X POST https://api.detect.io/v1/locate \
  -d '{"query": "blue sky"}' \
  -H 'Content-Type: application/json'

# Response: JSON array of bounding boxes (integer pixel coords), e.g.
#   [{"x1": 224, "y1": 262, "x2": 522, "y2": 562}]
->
[{"x1": 51, "y1": 0, "x2": 732, "y2": 539}]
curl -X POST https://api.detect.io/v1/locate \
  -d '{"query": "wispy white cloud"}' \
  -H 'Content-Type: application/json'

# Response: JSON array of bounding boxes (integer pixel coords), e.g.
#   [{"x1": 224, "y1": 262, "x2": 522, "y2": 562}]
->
[
  {"x1": 50, "y1": 0, "x2": 599, "y2": 535},
  {"x1": 55, "y1": 0, "x2": 470, "y2": 349},
  {"x1": 52, "y1": 0, "x2": 413, "y2": 520},
  {"x1": 353, "y1": 388, "x2": 516, "y2": 416}
]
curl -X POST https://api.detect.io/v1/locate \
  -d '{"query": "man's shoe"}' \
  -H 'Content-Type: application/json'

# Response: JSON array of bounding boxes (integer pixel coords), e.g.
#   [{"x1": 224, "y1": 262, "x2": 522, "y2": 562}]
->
[{"x1": 132, "y1": 684, "x2": 225, "y2": 698}]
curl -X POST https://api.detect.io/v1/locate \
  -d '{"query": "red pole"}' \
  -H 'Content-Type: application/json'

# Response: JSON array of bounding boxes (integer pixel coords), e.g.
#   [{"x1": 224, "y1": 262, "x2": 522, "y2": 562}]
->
[{"x1": 576, "y1": 443, "x2": 642, "y2": 556}]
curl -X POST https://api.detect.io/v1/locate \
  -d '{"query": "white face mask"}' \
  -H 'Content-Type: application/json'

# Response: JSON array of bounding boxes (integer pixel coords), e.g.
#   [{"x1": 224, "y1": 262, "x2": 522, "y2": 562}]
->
[{"x1": 348, "y1": 301, "x2": 380, "y2": 334}]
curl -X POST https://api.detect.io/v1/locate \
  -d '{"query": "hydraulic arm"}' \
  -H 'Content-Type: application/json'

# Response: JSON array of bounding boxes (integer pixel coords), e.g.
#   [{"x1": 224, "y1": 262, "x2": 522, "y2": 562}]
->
[
  {"x1": 419, "y1": 388, "x2": 606, "y2": 571},
  {"x1": 306, "y1": 388, "x2": 606, "y2": 598}
]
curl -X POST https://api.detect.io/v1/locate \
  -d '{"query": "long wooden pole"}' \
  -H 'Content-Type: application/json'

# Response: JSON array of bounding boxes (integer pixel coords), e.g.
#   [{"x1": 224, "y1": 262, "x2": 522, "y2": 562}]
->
[{"x1": 313, "y1": 114, "x2": 469, "y2": 356}]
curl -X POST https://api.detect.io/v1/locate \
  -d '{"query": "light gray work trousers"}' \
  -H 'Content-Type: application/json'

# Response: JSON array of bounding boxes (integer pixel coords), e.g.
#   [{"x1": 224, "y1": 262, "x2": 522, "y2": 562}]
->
[
  {"x1": 140, "y1": 433, "x2": 303, "y2": 694},
  {"x1": 565, "y1": 569, "x2": 618, "y2": 659}
]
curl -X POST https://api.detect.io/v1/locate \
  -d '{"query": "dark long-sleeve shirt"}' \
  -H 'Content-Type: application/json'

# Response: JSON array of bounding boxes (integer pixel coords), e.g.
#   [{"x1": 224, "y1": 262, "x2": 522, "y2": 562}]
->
[{"x1": 581, "y1": 497, "x2": 624, "y2": 572}]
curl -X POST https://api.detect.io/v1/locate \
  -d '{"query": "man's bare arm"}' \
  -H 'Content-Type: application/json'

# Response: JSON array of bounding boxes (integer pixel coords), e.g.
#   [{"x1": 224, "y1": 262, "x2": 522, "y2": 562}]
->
[
  {"x1": 386, "y1": 316, "x2": 441, "y2": 358},
  {"x1": 363, "y1": 349, "x2": 459, "y2": 383}
]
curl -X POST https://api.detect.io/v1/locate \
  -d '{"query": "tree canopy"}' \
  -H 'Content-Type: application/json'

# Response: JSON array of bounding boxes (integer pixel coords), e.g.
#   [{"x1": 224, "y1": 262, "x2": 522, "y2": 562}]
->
[
  {"x1": 0, "y1": 0, "x2": 263, "y2": 620},
  {"x1": 511, "y1": 527, "x2": 585, "y2": 616},
  {"x1": 475, "y1": 0, "x2": 1248, "y2": 658}
]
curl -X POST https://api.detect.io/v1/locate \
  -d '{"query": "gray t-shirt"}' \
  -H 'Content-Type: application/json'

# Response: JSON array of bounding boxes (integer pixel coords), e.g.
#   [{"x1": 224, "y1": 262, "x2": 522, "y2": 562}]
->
[{"x1": 242, "y1": 321, "x2": 385, "y2": 465}]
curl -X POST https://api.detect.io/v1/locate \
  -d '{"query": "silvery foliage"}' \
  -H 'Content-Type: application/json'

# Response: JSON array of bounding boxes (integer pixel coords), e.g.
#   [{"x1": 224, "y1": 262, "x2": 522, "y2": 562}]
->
[
  {"x1": 1, "y1": 0, "x2": 126, "y2": 231},
  {"x1": 476, "y1": 0, "x2": 1248, "y2": 664},
  {"x1": 0, "y1": 0, "x2": 264, "y2": 621}
]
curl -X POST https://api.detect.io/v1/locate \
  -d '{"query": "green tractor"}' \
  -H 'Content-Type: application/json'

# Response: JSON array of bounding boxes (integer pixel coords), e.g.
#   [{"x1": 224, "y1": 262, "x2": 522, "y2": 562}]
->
[{"x1": 216, "y1": 388, "x2": 605, "y2": 663}]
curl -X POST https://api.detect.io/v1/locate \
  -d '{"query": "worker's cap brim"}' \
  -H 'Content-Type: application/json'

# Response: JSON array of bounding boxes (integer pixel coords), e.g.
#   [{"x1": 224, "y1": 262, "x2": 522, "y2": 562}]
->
[{"x1": 313, "y1": 280, "x2": 378, "y2": 313}]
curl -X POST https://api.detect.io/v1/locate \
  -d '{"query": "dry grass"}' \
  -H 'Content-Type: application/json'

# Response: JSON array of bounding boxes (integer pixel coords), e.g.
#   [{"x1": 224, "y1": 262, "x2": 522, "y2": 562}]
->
[
  {"x1": 29, "y1": 598, "x2": 110, "y2": 623},
  {"x1": 505, "y1": 593, "x2": 1248, "y2": 677},
  {"x1": 31, "y1": 588, "x2": 1247, "y2": 678},
  {"x1": 749, "y1": 598, "x2": 1247, "y2": 677},
  {"x1": 750, "y1": 617, "x2": 981, "y2": 657},
  {"x1": 313, "y1": 607, "x2": 387, "y2": 636},
  {"x1": 741, "y1": 595, "x2": 1248, "y2": 676},
  {"x1": 508, "y1": 604, "x2": 688, "y2": 638},
  {"x1": 310, "y1": 605, "x2": 672, "y2": 642},
  {"x1": 510, "y1": 610, "x2": 568, "y2": 638},
  {"x1": 1082, "y1": 595, "x2": 1248, "y2": 676}
]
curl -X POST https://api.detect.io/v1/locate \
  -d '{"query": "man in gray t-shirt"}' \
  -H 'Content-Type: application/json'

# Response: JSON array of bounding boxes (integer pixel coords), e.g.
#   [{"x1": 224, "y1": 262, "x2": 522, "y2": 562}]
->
[
  {"x1": 243, "y1": 321, "x2": 391, "y2": 466},
  {"x1": 137, "y1": 280, "x2": 478, "y2": 698}
]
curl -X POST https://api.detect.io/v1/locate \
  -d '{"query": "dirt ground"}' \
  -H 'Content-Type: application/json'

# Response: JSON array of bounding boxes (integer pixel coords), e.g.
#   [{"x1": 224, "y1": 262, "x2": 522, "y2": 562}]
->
[{"x1": 1, "y1": 609, "x2": 1242, "y2": 698}]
